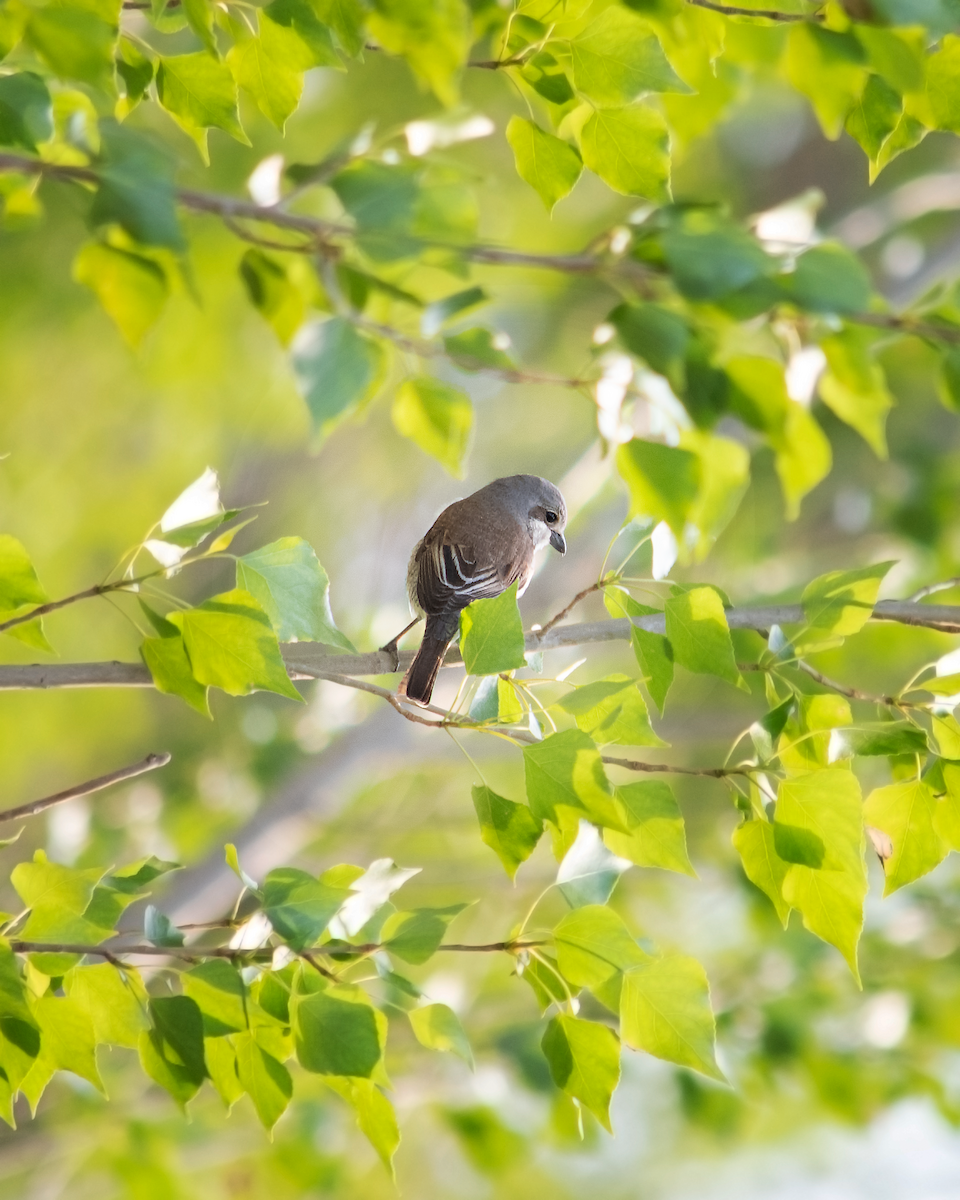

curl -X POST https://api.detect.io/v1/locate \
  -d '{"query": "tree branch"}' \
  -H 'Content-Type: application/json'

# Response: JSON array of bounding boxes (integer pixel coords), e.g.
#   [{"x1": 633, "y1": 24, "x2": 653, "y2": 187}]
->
[
  {"x1": 603, "y1": 756, "x2": 749, "y2": 778},
  {"x1": 3, "y1": 600, "x2": 960, "y2": 690},
  {"x1": 685, "y1": 0, "x2": 822, "y2": 19},
  {"x1": 0, "y1": 752, "x2": 171, "y2": 824},
  {"x1": 8, "y1": 937, "x2": 542, "y2": 961}
]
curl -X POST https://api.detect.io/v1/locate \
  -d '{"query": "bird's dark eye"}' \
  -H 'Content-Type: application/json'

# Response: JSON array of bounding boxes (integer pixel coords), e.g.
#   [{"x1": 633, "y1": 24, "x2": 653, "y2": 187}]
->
[{"x1": 545, "y1": 510, "x2": 558, "y2": 524}]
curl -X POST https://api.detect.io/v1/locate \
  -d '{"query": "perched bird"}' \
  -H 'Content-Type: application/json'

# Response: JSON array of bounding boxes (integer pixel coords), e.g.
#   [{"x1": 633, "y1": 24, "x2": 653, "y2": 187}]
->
[{"x1": 397, "y1": 474, "x2": 567, "y2": 707}]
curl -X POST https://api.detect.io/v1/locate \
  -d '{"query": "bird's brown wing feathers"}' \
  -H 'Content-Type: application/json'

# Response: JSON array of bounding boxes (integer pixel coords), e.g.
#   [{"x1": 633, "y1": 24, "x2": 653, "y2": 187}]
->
[{"x1": 415, "y1": 529, "x2": 529, "y2": 616}]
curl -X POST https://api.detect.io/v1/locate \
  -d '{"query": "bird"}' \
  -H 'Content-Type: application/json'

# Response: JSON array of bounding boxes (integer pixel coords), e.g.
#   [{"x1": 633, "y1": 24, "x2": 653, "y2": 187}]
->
[{"x1": 395, "y1": 474, "x2": 567, "y2": 707}]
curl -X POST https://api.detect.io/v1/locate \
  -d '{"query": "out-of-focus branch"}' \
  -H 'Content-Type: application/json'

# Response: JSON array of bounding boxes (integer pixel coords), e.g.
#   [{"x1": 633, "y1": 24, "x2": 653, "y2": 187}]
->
[
  {"x1": 0, "y1": 752, "x2": 171, "y2": 824},
  {"x1": 686, "y1": 0, "x2": 822, "y2": 19},
  {"x1": 8, "y1": 937, "x2": 542, "y2": 961}
]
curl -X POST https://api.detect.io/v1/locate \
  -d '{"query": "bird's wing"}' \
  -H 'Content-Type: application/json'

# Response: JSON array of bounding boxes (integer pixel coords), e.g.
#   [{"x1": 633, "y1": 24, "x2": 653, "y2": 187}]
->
[{"x1": 416, "y1": 534, "x2": 527, "y2": 614}]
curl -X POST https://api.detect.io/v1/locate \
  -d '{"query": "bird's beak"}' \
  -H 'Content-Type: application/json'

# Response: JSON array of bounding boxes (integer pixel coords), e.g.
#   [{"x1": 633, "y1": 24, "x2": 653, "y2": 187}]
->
[{"x1": 550, "y1": 530, "x2": 567, "y2": 555}]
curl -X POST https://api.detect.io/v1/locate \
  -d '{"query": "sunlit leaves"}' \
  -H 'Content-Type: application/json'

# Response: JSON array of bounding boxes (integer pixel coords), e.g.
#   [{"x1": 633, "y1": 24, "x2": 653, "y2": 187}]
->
[
  {"x1": 237, "y1": 537, "x2": 354, "y2": 650},
  {"x1": 141, "y1": 631, "x2": 212, "y2": 716},
  {"x1": 156, "y1": 53, "x2": 248, "y2": 163},
  {"x1": 90, "y1": 121, "x2": 184, "y2": 251},
  {"x1": 291, "y1": 317, "x2": 385, "y2": 441},
  {"x1": 554, "y1": 905, "x2": 648, "y2": 989},
  {"x1": 733, "y1": 818, "x2": 791, "y2": 927},
  {"x1": 570, "y1": 8, "x2": 687, "y2": 107},
  {"x1": 471, "y1": 785, "x2": 542, "y2": 880},
  {"x1": 505, "y1": 116, "x2": 582, "y2": 213},
  {"x1": 409, "y1": 1003, "x2": 473, "y2": 1068},
  {"x1": 620, "y1": 954, "x2": 723, "y2": 1081},
  {"x1": 798, "y1": 561, "x2": 894, "y2": 651},
  {"x1": 65, "y1": 965, "x2": 149, "y2": 1048},
  {"x1": 366, "y1": 0, "x2": 469, "y2": 106},
  {"x1": 140, "y1": 995, "x2": 207, "y2": 1108},
  {"x1": 863, "y1": 780, "x2": 947, "y2": 896},
  {"x1": 542, "y1": 1015, "x2": 620, "y2": 1131},
  {"x1": 776, "y1": 770, "x2": 867, "y2": 981},
  {"x1": 167, "y1": 589, "x2": 302, "y2": 701},
  {"x1": 579, "y1": 106, "x2": 671, "y2": 200},
  {"x1": 261, "y1": 867, "x2": 349, "y2": 949},
  {"x1": 382, "y1": 903, "x2": 467, "y2": 964},
  {"x1": 326, "y1": 1076, "x2": 400, "y2": 1176},
  {"x1": 818, "y1": 328, "x2": 894, "y2": 458},
  {"x1": 785, "y1": 24, "x2": 867, "y2": 140},
  {"x1": 459, "y1": 582, "x2": 526, "y2": 676},
  {"x1": 523, "y1": 730, "x2": 621, "y2": 837},
  {"x1": 239, "y1": 249, "x2": 305, "y2": 346},
  {"x1": 26, "y1": 7, "x2": 115, "y2": 89},
  {"x1": 235, "y1": 1032, "x2": 292, "y2": 1130},
  {"x1": 72, "y1": 241, "x2": 168, "y2": 348},
  {"x1": 0, "y1": 534, "x2": 50, "y2": 651},
  {"x1": 664, "y1": 586, "x2": 741, "y2": 688},
  {"x1": 391, "y1": 376, "x2": 472, "y2": 477},
  {"x1": 557, "y1": 675, "x2": 665, "y2": 748},
  {"x1": 294, "y1": 984, "x2": 386, "y2": 1077},
  {"x1": 616, "y1": 438, "x2": 699, "y2": 539},
  {"x1": 607, "y1": 780, "x2": 695, "y2": 875}
]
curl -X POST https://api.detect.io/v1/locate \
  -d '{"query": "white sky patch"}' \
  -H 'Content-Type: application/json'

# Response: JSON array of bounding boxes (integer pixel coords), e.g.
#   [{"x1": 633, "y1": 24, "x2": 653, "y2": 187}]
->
[
  {"x1": 862, "y1": 991, "x2": 910, "y2": 1048},
  {"x1": 421, "y1": 971, "x2": 467, "y2": 1013},
  {"x1": 329, "y1": 858, "x2": 421, "y2": 938},
  {"x1": 651, "y1": 521, "x2": 678, "y2": 581},
  {"x1": 247, "y1": 154, "x2": 284, "y2": 206},
  {"x1": 785, "y1": 346, "x2": 826, "y2": 406},
  {"x1": 595, "y1": 352, "x2": 634, "y2": 443},
  {"x1": 753, "y1": 188, "x2": 823, "y2": 250},
  {"x1": 230, "y1": 911, "x2": 273, "y2": 950},
  {"x1": 405, "y1": 114, "x2": 494, "y2": 156},
  {"x1": 593, "y1": 322, "x2": 615, "y2": 345}
]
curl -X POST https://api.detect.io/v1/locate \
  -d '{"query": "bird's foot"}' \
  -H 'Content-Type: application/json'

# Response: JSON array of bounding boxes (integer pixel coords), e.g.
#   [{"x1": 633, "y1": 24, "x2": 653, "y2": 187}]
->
[{"x1": 379, "y1": 617, "x2": 422, "y2": 673}]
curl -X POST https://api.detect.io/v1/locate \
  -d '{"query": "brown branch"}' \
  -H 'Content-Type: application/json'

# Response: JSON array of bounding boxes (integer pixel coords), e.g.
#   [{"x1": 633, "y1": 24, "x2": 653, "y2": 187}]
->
[
  {"x1": 845, "y1": 311, "x2": 960, "y2": 346},
  {"x1": 537, "y1": 577, "x2": 612, "y2": 639},
  {"x1": 793, "y1": 661, "x2": 903, "y2": 708},
  {"x1": 0, "y1": 752, "x2": 171, "y2": 824},
  {"x1": 0, "y1": 571, "x2": 157, "y2": 636},
  {"x1": 8, "y1": 938, "x2": 541, "y2": 961},
  {"x1": 603, "y1": 756, "x2": 750, "y2": 778},
  {"x1": 686, "y1": 0, "x2": 821, "y2": 18}
]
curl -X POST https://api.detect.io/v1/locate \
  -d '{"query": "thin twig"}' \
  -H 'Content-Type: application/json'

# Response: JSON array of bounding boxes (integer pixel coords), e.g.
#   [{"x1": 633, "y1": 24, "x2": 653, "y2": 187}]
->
[
  {"x1": 537, "y1": 577, "x2": 612, "y2": 639},
  {"x1": 907, "y1": 577, "x2": 960, "y2": 603},
  {"x1": 793, "y1": 661, "x2": 903, "y2": 708},
  {"x1": 686, "y1": 0, "x2": 821, "y2": 18},
  {"x1": 603, "y1": 756, "x2": 751, "y2": 778},
  {"x1": 0, "y1": 752, "x2": 171, "y2": 824},
  {"x1": 0, "y1": 571, "x2": 156, "y2": 636},
  {"x1": 7, "y1": 938, "x2": 540, "y2": 960}
]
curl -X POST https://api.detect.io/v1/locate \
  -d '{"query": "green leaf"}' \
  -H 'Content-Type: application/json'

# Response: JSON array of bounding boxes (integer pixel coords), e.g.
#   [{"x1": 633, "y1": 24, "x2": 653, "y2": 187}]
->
[
  {"x1": 554, "y1": 904, "x2": 648, "y2": 989},
  {"x1": 234, "y1": 1031, "x2": 292, "y2": 1130},
  {"x1": 864, "y1": 779, "x2": 947, "y2": 895},
  {"x1": 167, "y1": 588, "x2": 302, "y2": 702},
  {"x1": 818, "y1": 327, "x2": 894, "y2": 458},
  {"x1": 610, "y1": 301, "x2": 689, "y2": 386},
  {"x1": 140, "y1": 633, "x2": 211, "y2": 717},
  {"x1": 558, "y1": 674, "x2": 666, "y2": 748},
  {"x1": 444, "y1": 327, "x2": 515, "y2": 373},
  {"x1": 291, "y1": 317, "x2": 386, "y2": 440},
  {"x1": 392, "y1": 376, "x2": 472, "y2": 477},
  {"x1": 776, "y1": 770, "x2": 867, "y2": 981},
  {"x1": 631, "y1": 627, "x2": 674, "y2": 715},
  {"x1": 798, "y1": 561, "x2": 894, "y2": 650},
  {"x1": 366, "y1": 0, "x2": 469, "y2": 106},
  {"x1": 846, "y1": 74, "x2": 902, "y2": 178},
  {"x1": 0, "y1": 533, "x2": 47, "y2": 649},
  {"x1": 315, "y1": 0, "x2": 364, "y2": 55},
  {"x1": 144, "y1": 904, "x2": 185, "y2": 947},
  {"x1": 471, "y1": 785, "x2": 542, "y2": 881},
  {"x1": 785, "y1": 24, "x2": 867, "y2": 140},
  {"x1": 409, "y1": 1003, "x2": 473, "y2": 1068},
  {"x1": 26, "y1": 8, "x2": 116, "y2": 89},
  {"x1": 116, "y1": 37, "x2": 154, "y2": 111},
  {"x1": 542, "y1": 1015, "x2": 620, "y2": 1132},
  {"x1": 420, "y1": 285, "x2": 487, "y2": 337},
  {"x1": 783, "y1": 243, "x2": 872, "y2": 316},
  {"x1": 444, "y1": 1104, "x2": 523, "y2": 1174},
  {"x1": 12, "y1": 854, "x2": 111, "y2": 949},
  {"x1": 381, "y1": 903, "x2": 467, "y2": 964},
  {"x1": 182, "y1": 0, "x2": 217, "y2": 55},
  {"x1": 64, "y1": 963, "x2": 149, "y2": 1047},
  {"x1": 90, "y1": 121, "x2": 184, "y2": 251},
  {"x1": 620, "y1": 953, "x2": 723, "y2": 1081},
  {"x1": 579, "y1": 106, "x2": 671, "y2": 200},
  {"x1": 0, "y1": 72, "x2": 52, "y2": 151},
  {"x1": 732, "y1": 818, "x2": 790, "y2": 927},
  {"x1": 661, "y1": 214, "x2": 771, "y2": 301},
  {"x1": 903, "y1": 31, "x2": 960, "y2": 133},
  {"x1": 505, "y1": 117, "x2": 582, "y2": 213},
  {"x1": 459, "y1": 582, "x2": 526, "y2": 676},
  {"x1": 182, "y1": 961, "x2": 248, "y2": 1036},
  {"x1": 156, "y1": 53, "x2": 249, "y2": 163},
  {"x1": 837, "y1": 722, "x2": 928, "y2": 758},
  {"x1": 616, "y1": 438, "x2": 700, "y2": 539},
  {"x1": 294, "y1": 984, "x2": 386, "y2": 1077},
  {"x1": 606, "y1": 780, "x2": 695, "y2": 875},
  {"x1": 236, "y1": 537, "x2": 354, "y2": 651},
  {"x1": 140, "y1": 995, "x2": 207, "y2": 1108},
  {"x1": 325, "y1": 1076, "x2": 400, "y2": 1177},
  {"x1": 239, "y1": 249, "x2": 305, "y2": 346},
  {"x1": 523, "y1": 729, "x2": 622, "y2": 833},
  {"x1": 227, "y1": 16, "x2": 303, "y2": 132},
  {"x1": 261, "y1": 867, "x2": 350, "y2": 949},
  {"x1": 204, "y1": 1036, "x2": 243, "y2": 1108},
  {"x1": 664, "y1": 585, "x2": 741, "y2": 687},
  {"x1": 23, "y1": 994, "x2": 103, "y2": 1103},
  {"x1": 265, "y1": 0, "x2": 340, "y2": 66},
  {"x1": 569, "y1": 7, "x2": 688, "y2": 107},
  {"x1": 73, "y1": 241, "x2": 168, "y2": 350},
  {"x1": 518, "y1": 953, "x2": 568, "y2": 1011}
]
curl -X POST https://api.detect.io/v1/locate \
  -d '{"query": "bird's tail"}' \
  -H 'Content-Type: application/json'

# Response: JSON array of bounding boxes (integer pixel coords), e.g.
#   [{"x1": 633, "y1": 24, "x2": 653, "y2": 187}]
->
[{"x1": 399, "y1": 613, "x2": 459, "y2": 707}]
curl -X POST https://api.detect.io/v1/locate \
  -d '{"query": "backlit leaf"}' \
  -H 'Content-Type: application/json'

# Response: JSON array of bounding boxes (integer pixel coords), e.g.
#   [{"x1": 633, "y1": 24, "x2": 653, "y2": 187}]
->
[
  {"x1": 620, "y1": 953, "x2": 723, "y2": 1081},
  {"x1": 863, "y1": 779, "x2": 947, "y2": 895},
  {"x1": 392, "y1": 376, "x2": 472, "y2": 477},
  {"x1": 506, "y1": 116, "x2": 582, "y2": 213},
  {"x1": 541, "y1": 1014, "x2": 620, "y2": 1131},
  {"x1": 460, "y1": 582, "x2": 526, "y2": 676},
  {"x1": 471, "y1": 785, "x2": 542, "y2": 881},
  {"x1": 237, "y1": 537, "x2": 354, "y2": 650},
  {"x1": 579, "y1": 106, "x2": 671, "y2": 200}
]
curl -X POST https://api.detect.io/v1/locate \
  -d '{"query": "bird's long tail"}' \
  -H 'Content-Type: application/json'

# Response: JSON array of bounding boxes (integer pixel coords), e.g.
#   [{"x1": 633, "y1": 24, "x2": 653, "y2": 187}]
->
[{"x1": 399, "y1": 612, "x2": 459, "y2": 707}]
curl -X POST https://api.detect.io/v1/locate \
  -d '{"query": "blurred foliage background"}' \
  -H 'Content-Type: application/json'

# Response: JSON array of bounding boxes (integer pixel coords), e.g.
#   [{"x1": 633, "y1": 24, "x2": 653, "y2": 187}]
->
[{"x1": 6, "y1": 1, "x2": 960, "y2": 1195}]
